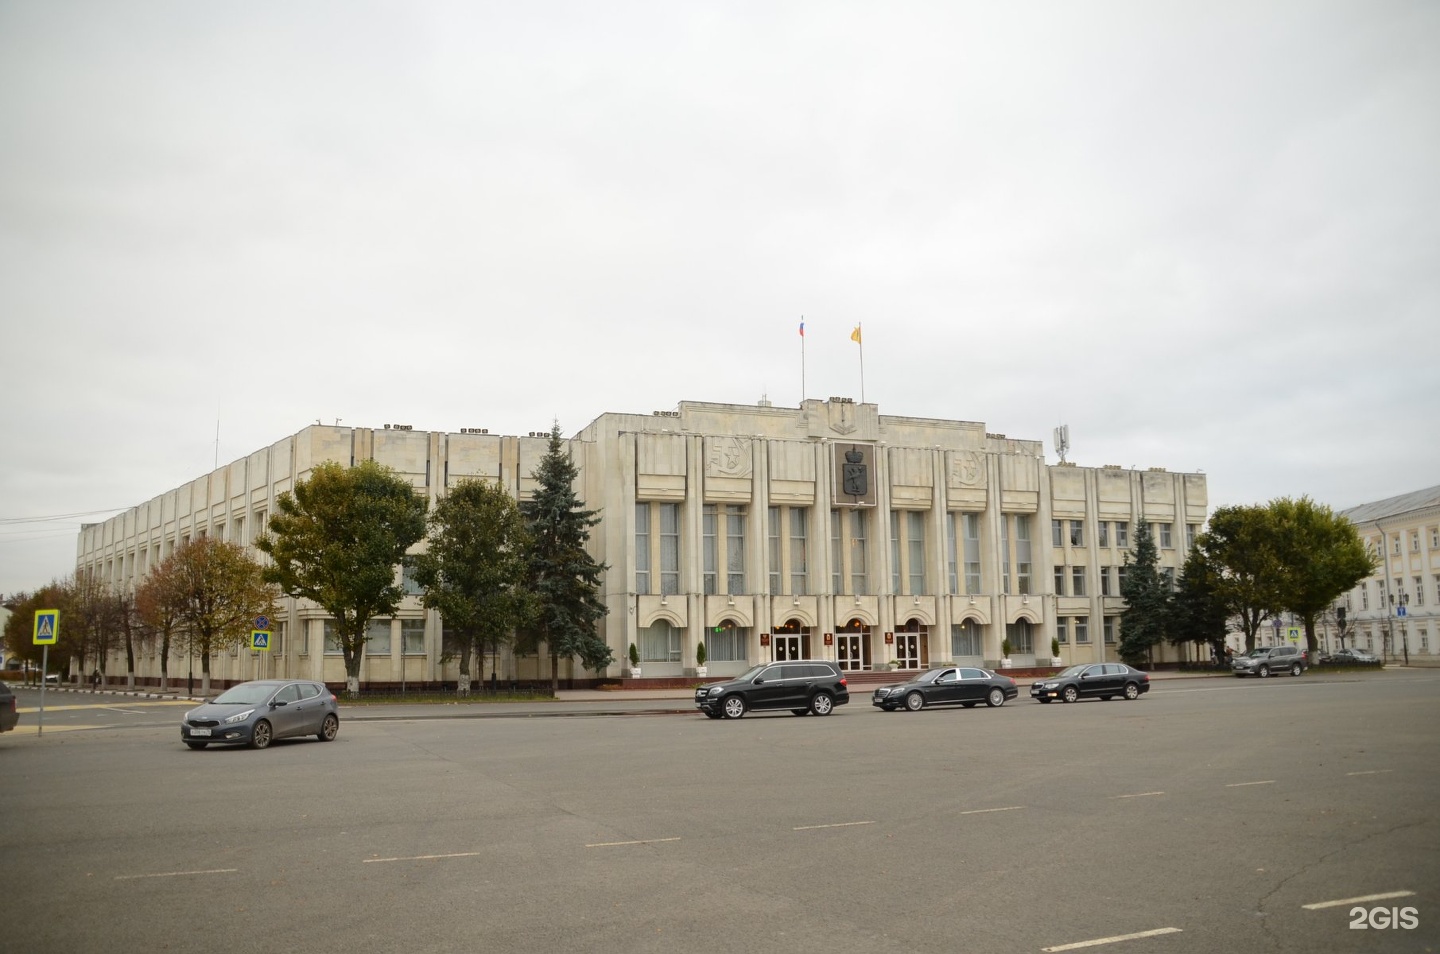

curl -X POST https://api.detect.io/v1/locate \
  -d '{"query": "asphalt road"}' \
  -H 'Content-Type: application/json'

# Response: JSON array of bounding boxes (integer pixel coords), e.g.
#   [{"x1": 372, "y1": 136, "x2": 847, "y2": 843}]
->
[{"x1": 1, "y1": 671, "x2": 1436, "y2": 954}]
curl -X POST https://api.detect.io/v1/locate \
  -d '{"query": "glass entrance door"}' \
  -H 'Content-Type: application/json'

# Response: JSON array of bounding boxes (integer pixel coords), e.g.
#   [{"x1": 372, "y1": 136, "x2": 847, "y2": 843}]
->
[
  {"x1": 773, "y1": 635, "x2": 802, "y2": 661},
  {"x1": 895, "y1": 633, "x2": 921, "y2": 669},
  {"x1": 836, "y1": 634, "x2": 862, "y2": 671}
]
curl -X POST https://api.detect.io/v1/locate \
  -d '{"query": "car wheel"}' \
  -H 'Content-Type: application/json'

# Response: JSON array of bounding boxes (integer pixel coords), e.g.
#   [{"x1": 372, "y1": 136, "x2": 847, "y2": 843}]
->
[
  {"x1": 317, "y1": 713, "x2": 339, "y2": 742},
  {"x1": 1123, "y1": 682, "x2": 1140, "y2": 701},
  {"x1": 1258, "y1": 665, "x2": 1270, "y2": 678},
  {"x1": 250, "y1": 719, "x2": 273, "y2": 749},
  {"x1": 185, "y1": 741, "x2": 207, "y2": 750},
  {"x1": 791, "y1": 708, "x2": 809, "y2": 716},
  {"x1": 1062, "y1": 686, "x2": 1079, "y2": 704},
  {"x1": 1290, "y1": 663, "x2": 1302, "y2": 677},
  {"x1": 810, "y1": 692, "x2": 834, "y2": 716},
  {"x1": 905, "y1": 691, "x2": 925, "y2": 712},
  {"x1": 722, "y1": 695, "x2": 746, "y2": 719},
  {"x1": 985, "y1": 687, "x2": 1005, "y2": 708}
]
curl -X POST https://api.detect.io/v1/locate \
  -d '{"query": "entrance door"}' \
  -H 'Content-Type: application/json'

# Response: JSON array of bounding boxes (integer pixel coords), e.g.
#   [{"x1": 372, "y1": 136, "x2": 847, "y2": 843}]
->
[
  {"x1": 773, "y1": 635, "x2": 802, "y2": 661},
  {"x1": 895, "y1": 633, "x2": 920, "y2": 669}
]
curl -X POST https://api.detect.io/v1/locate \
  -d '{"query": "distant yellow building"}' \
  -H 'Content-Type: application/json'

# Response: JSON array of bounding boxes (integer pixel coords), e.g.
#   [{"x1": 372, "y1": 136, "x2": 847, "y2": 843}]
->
[{"x1": 1340, "y1": 486, "x2": 1440, "y2": 660}]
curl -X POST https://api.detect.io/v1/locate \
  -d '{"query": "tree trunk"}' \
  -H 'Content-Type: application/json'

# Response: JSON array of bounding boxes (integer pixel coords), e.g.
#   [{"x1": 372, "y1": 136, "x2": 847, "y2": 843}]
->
[{"x1": 457, "y1": 642, "x2": 472, "y2": 697}]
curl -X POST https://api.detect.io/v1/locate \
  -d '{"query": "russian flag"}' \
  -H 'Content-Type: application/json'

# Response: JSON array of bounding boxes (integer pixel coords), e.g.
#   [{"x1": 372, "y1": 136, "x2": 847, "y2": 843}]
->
[{"x1": 799, "y1": 318, "x2": 805, "y2": 337}]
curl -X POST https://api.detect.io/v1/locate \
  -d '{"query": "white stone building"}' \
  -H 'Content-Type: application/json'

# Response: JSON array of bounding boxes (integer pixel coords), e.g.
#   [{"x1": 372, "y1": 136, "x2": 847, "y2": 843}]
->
[
  {"x1": 76, "y1": 398, "x2": 1207, "y2": 688},
  {"x1": 1337, "y1": 485, "x2": 1440, "y2": 660}
]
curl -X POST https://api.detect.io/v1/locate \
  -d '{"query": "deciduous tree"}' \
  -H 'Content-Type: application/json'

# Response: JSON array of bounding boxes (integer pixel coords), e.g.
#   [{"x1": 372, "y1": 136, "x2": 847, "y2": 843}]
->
[
  {"x1": 257, "y1": 459, "x2": 427, "y2": 695},
  {"x1": 1269, "y1": 496, "x2": 1375, "y2": 657},
  {"x1": 170, "y1": 536, "x2": 277, "y2": 695},
  {"x1": 410, "y1": 478, "x2": 535, "y2": 695},
  {"x1": 1201, "y1": 504, "x2": 1286, "y2": 652}
]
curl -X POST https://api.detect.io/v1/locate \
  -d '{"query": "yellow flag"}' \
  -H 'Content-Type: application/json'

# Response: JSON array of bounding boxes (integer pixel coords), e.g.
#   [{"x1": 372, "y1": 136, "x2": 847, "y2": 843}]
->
[{"x1": 850, "y1": 325, "x2": 862, "y2": 344}]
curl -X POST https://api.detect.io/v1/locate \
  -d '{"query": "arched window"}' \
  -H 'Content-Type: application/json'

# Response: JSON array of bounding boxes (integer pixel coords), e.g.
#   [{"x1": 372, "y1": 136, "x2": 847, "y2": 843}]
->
[{"x1": 640, "y1": 620, "x2": 680, "y2": 662}]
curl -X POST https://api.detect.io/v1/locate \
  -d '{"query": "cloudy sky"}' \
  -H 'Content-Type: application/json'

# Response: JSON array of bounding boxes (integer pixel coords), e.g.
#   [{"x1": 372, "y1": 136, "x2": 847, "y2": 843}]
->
[{"x1": 2, "y1": 1, "x2": 1437, "y2": 597}]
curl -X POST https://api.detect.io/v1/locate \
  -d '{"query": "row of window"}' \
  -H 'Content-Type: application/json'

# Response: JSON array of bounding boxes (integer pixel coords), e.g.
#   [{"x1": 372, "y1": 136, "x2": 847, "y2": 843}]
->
[
  {"x1": 1373, "y1": 528, "x2": 1440, "y2": 556},
  {"x1": 1050, "y1": 519, "x2": 1199, "y2": 551},
  {"x1": 1351, "y1": 575, "x2": 1438, "y2": 611}
]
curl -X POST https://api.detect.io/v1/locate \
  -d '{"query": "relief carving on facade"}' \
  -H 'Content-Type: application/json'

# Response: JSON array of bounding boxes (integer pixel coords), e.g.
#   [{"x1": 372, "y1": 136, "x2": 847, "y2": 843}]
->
[
  {"x1": 952, "y1": 450, "x2": 985, "y2": 487},
  {"x1": 706, "y1": 436, "x2": 752, "y2": 477}
]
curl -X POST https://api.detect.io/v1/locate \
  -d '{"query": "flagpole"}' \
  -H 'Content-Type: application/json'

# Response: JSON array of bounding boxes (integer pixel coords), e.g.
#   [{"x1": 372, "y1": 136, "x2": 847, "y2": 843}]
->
[
  {"x1": 799, "y1": 316, "x2": 806, "y2": 403},
  {"x1": 852, "y1": 323, "x2": 865, "y2": 404}
]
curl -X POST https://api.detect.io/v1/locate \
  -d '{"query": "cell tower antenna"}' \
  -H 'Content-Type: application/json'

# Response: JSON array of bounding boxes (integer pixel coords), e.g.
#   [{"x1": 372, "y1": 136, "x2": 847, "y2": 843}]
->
[{"x1": 1053, "y1": 424, "x2": 1071, "y2": 464}]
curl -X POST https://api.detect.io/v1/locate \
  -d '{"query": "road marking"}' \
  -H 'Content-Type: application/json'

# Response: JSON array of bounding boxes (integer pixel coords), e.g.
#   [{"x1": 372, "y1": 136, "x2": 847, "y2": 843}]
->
[
  {"x1": 1041, "y1": 927, "x2": 1182, "y2": 951},
  {"x1": 363, "y1": 852, "x2": 484, "y2": 863},
  {"x1": 792, "y1": 820, "x2": 876, "y2": 831},
  {"x1": 1302, "y1": 890, "x2": 1414, "y2": 910},
  {"x1": 959, "y1": 806, "x2": 1025, "y2": 815},
  {"x1": 584, "y1": 837, "x2": 681, "y2": 848},
  {"x1": 1111, "y1": 791, "x2": 1165, "y2": 799},
  {"x1": 1226, "y1": 780, "x2": 1276, "y2": 787},
  {"x1": 115, "y1": 868, "x2": 238, "y2": 880},
  {"x1": 1345, "y1": 770, "x2": 1393, "y2": 776}
]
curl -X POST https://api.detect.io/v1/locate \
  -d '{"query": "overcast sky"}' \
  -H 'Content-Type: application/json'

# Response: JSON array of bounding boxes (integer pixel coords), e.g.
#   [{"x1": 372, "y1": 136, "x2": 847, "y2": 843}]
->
[{"x1": 2, "y1": 1, "x2": 1437, "y2": 597}]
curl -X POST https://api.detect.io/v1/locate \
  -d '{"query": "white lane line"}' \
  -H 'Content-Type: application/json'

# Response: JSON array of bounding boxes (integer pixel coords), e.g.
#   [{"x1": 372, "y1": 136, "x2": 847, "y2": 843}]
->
[
  {"x1": 1225, "y1": 780, "x2": 1276, "y2": 787},
  {"x1": 1042, "y1": 927, "x2": 1182, "y2": 951},
  {"x1": 792, "y1": 821, "x2": 876, "y2": 831},
  {"x1": 1345, "y1": 770, "x2": 1393, "y2": 776},
  {"x1": 584, "y1": 837, "x2": 681, "y2": 848},
  {"x1": 363, "y1": 852, "x2": 483, "y2": 863},
  {"x1": 115, "y1": 868, "x2": 238, "y2": 880},
  {"x1": 1111, "y1": 791, "x2": 1165, "y2": 799},
  {"x1": 1302, "y1": 890, "x2": 1415, "y2": 910},
  {"x1": 959, "y1": 806, "x2": 1025, "y2": 815}
]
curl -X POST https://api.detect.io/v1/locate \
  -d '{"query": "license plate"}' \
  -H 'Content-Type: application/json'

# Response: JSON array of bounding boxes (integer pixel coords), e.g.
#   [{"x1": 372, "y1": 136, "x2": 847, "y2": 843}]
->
[{"x1": 189, "y1": 728, "x2": 212, "y2": 737}]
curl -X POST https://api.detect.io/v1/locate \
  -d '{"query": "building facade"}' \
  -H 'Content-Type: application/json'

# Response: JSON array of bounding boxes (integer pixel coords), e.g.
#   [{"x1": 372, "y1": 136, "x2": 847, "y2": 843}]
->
[
  {"x1": 76, "y1": 398, "x2": 1208, "y2": 687},
  {"x1": 1337, "y1": 485, "x2": 1440, "y2": 660}
]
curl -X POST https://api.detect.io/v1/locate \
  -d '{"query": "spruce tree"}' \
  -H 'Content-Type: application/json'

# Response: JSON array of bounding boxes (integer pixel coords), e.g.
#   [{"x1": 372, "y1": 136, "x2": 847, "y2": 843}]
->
[
  {"x1": 521, "y1": 422, "x2": 612, "y2": 690},
  {"x1": 1119, "y1": 519, "x2": 1168, "y2": 666}
]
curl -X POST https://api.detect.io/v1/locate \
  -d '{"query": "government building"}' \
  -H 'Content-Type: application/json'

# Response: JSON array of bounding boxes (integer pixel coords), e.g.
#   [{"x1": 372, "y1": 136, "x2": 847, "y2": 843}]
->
[
  {"x1": 1338, "y1": 485, "x2": 1440, "y2": 660},
  {"x1": 76, "y1": 398, "x2": 1208, "y2": 688}
]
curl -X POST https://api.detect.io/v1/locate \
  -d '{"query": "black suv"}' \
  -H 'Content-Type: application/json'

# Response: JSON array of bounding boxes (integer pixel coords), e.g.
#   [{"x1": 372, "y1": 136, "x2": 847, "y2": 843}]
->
[
  {"x1": 695, "y1": 660, "x2": 850, "y2": 719},
  {"x1": 1232, "y1": 644, "x2": 1307, "y2": 677}
]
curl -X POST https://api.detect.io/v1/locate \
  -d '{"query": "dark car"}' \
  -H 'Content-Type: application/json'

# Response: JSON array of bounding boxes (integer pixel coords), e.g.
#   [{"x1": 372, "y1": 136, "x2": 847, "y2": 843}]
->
[
  {"x1": 695, "y1": 660, "x2": 849, "y2": 719},
  {"x1": 0, "y1": 680, "x2": 18, "y2": 734},
  {"x1": 1030, "y1": 663, "x2": 1150, "y2": 703},
  {"x1": 1232, "y1": 644, "x2": 1306, "y2": 678},
  {"x1": 181, "y1": 679, "x2": 339, "y2": 749},
  {"x1": 873, "y1": 666, "x2": 1017, "y2": 711},
  {"x1": 1327, "y1": 648, "x2": 1380, "y2": 665}
]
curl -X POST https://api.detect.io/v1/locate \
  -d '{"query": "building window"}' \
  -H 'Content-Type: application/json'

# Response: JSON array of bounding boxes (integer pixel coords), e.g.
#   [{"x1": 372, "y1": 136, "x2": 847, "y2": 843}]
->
[
  {"x1": 946, "y1": 514, "x2": 959, "y2": 594},
  {"x1": 1000, "y1": 516, "x2": 1010, "y2": 593},
  {"x1": 1006, "y1": 619, "x2": 1034, "y2": 655},
  {"x1": 1015, "y1": 514, "x2": 1032, "y2": 596},
  {"x1": 790, "y1": 508, "x2": 808, "y2": 595},
  {"x1": 366, "y1": 619, "x2": 392, "y2": 656},
  {"x1": 1098, "y1": 521, "x2": 1109, "y2": 548},
  {"x1": 908, "y1": 511, "x2": 926, "y2": 595},
  {"x1": 1054, "y1": 566, "x2": 1066, "y2": 596},
  {"x1": 963, "y1": 513, "x2": 982, "y2": 594},
  {"x1": 708, "y1": 621, "x2": 747, "y2": 662},
  {"x1": 1056, "y1": 617, "x2": 1069, "y2": 644},
  {"x1": 703, "y1": 505, "x2": 718, "y2": 595},
  {"x1": 726, "y1": 506, "x2": 746, "y2": 594},
  {"x1": 849, "y1": 509, "x2": 868, "y2": 594},
  {"x1": 1071, "y1": 566, "x2": 1086, "y2": 597},
  {"x1": 769, "y1": 507, "x2": 782, "y2": 594},
  {"x1": 640, "y1": 620, "x2": 681, "y2": 662},
  {"x1": 1075, "y1": 616, "x2": 1090, "y2": 644},
  {"x1": 1104, "y1": 616, "x2": 1117, "y2": 644},
  {"x1": 659, "y1": 503, "x2": 680, "y2": 595},
  {"x1": 636, "y1": 503, "x2": 651, "y2": 595},
  {"x1": 1117, "y1": 564, "x2": 1129, "y2": 592},
  {"x1": 402, "y1": 619, "x2": 425, "y2": 655},
  {"x1": 401, "y1": 560, "x2": 423, "y2": 595},
  {"x1": 1116, "y1": 522, "x2": 1129, "y2": 548},
  {"x1": 1163, "y1": 566, "x2": 1175, "y2": 590},
  {"x1": 1361, "y1": 585, "x2": 1369, "y2": 610},
  {"x1": 891, "y1": 512, "x2": 903, "y2": 592},
  {"x1": 951, "y1": 619, "x2": 982, "y2": 657},
  {"x1": 1100, "y1": 565, "x2": 1112, "y2": 597},
  {"x1": 1415, "y1": 577, "x2": 1424, "y2": 606},
  {"x1": 831, "y1": 510, "x2": 843, "y2": 593},
  {"x1": 1070, "y1": 520, "x2": 1084, "y2": 548},
  {"x1": 1186, "y1": 523, "x2": 1198, "y2": 550},
  {"x1": 324, "y1": 620, "x2": 342, "y2": 655},
  {"x1": 1052, "y1": 519, "x2": 1064, "y2": 548},
  {"x1": 1393, "y1": 535, "x2": 1401, "y2": 555}
]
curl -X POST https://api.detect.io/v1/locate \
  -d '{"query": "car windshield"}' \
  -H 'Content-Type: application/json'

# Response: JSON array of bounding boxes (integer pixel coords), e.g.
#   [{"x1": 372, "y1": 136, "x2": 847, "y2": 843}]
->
[
  {"x1": 914, "y1": 669, "x2": 944, "y2": 684},
  {"x1": 211, "y1": 683, "x2": 277, "y2": 705},
  {"x1": 1058, "y1": 665, "x2": 1089, "y2": 677},
  {"x1": 734, "y1": 665, "x2": 767, "y2": 682}
]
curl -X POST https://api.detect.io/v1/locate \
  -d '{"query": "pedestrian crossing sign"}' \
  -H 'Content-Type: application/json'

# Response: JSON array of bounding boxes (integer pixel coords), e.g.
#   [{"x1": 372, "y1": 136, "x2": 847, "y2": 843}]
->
[
  {"x1": 251, "y1": 629, "x2": 272, "y2": 651},
  {"x1": 34, "y1": 609, "x2": 59, "y2": 645}
]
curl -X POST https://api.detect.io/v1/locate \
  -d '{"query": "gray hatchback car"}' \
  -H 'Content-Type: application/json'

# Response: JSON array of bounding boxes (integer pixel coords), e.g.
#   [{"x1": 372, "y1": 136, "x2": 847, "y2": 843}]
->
[{"x1": 181, "y1": 679, "x2": 339, "y2": 749}]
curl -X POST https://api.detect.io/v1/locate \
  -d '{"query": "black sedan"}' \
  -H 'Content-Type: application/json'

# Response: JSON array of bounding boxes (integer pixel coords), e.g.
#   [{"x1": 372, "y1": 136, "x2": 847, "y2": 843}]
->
[
  {"x1": 1030, "y1": 663, "x2": 1150, "y2": 703},
  {"x1": 873, "y1": 666, "x2": 1018, "y2": 711}
]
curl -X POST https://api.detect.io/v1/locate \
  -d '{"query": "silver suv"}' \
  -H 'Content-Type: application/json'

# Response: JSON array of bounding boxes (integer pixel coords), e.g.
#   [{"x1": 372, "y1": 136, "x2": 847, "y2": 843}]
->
[{"x1": 1232, "y1": 645, "x2": 1307, "y2": 678}]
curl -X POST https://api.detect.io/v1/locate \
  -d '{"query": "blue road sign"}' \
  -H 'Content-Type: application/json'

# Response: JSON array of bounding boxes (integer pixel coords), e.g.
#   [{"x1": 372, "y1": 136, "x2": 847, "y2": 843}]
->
[
  {"x1": 251, "y1": 630, "x2": 272, "y2": 651},
  {"x1": 34, "y1": 609, "x2": 59, "y2": 645},
  {"x1": 1397, "y1": 606, "x2": 1407, "y2": 617},
  {"x1": 256, "y1": 615, "x2": 270, "y2": 630}
]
